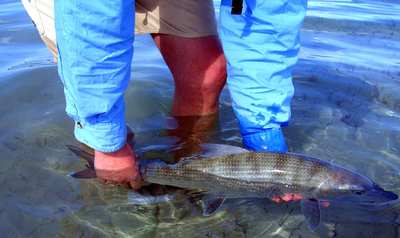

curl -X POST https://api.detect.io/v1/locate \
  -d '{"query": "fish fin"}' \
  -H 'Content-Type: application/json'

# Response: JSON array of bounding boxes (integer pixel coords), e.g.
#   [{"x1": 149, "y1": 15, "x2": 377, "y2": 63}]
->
[
  {"x1": 171, "y1": 155, "x2": 203, "y2": 168},
  {"x1": 184, "y1": 189, "x2": 208, "y2": 197},
  {"x1": 201, "y1": 195, "x2": 226, "y2": 216},
  {"x1": 66, "y1": 144, "x2": 94, "y2": 169},
  {"x1": 200, "y1": 143, "x2": 248, "y2": 157},
  {"x1": 184, "y1": 190, "x2": 225, "y2": 216},
  {"x1": 69, "y1": 168, "x2": 97, "y2": 179},
  {"x1": 301, "y1": 198, "x2": 321, "y2": 231}
]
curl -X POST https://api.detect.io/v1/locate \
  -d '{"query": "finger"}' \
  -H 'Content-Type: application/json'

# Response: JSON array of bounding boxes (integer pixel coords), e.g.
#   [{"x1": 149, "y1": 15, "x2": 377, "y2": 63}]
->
[
  {"x1": 119, "y1": 182, "x2": 132, "y2": 189},
  {"x1": 105, "y1": 180, "x2": 117, "y2": 185},
  {"x1": 272, "y1": 196, "x2": 283, "y2": 203},
  {"x1": 98, "y1": 178, "x2": 108, "y2": 184},
  {"x1": 281, "y1": 194, "x2": 294, "y2": 202},
  {"x1": 128, "y1": 173, "x2": 143, "y2": 190},
  {"x1": 293, "y1": 194, "x2": 303, "y2": 201},
  {"x1": 320, "y1": 201, "x2": 330, "y2": 208},
  {"x1": 98, "y1": 178, "x2": 119, "y2": 186},
  {"x1": 279, "y1": 193, "x2": 303, "y2": 202},
  {"x1": 129, "y1": 181, "x2": 143, "y2": 190}
]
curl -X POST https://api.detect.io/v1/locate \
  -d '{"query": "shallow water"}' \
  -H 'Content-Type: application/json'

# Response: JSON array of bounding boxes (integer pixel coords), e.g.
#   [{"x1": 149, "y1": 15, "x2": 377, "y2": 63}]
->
[{"x1": 1, "y1": 0, "x2": 400, "y2": 237}]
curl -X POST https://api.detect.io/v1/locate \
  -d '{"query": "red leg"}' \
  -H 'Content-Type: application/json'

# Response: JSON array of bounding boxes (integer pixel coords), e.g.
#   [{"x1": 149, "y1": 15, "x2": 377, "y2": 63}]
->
[{"x1": 152, "y1": 34, "x2": 226, "y2": 116}]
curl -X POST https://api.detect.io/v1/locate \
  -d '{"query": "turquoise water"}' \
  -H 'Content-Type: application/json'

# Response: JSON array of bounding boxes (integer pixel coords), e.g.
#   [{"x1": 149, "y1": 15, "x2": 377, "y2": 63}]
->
[{"x1": 1, "y1": 0, "x2": 400, "y2": 237}]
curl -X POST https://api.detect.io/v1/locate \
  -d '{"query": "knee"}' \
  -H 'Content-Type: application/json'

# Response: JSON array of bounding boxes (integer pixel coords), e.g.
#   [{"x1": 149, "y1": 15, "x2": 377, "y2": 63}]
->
[
  {"x1": 175, "y1": 53, "x2": 227, "y2": 96},
  {"x1": 210, "y1": 54, "x2": 227, "y2": 81},
  {"x1": 201, "y1": 53, "x2": 227, "y2": 94}
]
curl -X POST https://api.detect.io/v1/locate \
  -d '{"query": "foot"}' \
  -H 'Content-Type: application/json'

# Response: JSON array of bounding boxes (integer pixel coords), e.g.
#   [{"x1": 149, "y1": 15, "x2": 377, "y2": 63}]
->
[{"x1": 243, "y1": 127, "x2": 288, "y2": 152}]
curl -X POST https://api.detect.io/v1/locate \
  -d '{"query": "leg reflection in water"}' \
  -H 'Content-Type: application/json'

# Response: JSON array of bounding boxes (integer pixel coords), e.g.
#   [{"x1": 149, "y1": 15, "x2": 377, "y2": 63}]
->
[{"x1": 167, "y1": 113, "x2": 219, "y2": 163}]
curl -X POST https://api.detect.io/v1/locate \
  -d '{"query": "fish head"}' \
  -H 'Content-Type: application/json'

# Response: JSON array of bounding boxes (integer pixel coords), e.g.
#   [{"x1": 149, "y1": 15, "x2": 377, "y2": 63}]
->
[
  {"x1": 324, "y1": 168, "x2": 398, "y2": 203},
  {"x1": 360, "y1": 185, "x2": 399, "y2": 203}
]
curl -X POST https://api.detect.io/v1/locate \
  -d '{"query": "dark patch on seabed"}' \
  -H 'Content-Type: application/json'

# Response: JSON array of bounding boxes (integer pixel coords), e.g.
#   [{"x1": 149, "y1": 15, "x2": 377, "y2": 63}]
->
[{"x1": 1, "y1": 0, "x2": 400, "y2": 237}]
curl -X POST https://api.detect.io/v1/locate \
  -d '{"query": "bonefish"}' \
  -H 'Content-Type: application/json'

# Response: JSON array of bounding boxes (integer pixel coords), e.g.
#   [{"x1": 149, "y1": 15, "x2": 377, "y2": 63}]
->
[{"x1": 68, "y1": 144, "x2": 398, "y2": 230}]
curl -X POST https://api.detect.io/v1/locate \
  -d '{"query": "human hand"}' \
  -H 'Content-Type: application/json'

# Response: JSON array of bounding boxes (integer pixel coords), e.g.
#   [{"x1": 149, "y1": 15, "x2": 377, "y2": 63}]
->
[
  {"x1": 271, "y1": 194, "x2": 330, "y2": 207},
  {"x1": 272, "y1": 193, "x2": 303, "y2": 203},
  {"x1": 94, "y1": 143, "x2": 142, "y2": 190}
]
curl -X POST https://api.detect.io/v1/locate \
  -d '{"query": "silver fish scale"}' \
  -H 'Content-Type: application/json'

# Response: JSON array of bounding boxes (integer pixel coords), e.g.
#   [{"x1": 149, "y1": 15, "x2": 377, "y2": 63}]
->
[
  {"x1": 143, "y1": 152, "x2": 336, "y2": 197},
  {"x1": 187, "y1": 152, "x2": 330, "y2": 185}
]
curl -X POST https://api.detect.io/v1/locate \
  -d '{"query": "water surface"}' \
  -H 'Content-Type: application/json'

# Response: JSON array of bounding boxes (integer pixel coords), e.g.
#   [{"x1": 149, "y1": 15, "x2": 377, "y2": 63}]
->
[{"x1": 1, "y1": 0, "x2": 400, "y2": 237}]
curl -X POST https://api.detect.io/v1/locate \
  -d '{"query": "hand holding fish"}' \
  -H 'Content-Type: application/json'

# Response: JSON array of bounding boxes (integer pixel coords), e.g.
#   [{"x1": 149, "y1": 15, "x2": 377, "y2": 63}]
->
[
  {"x1": 272, "y1": 193, "x2": 304, "y2": 203},
  {"x1": 94, "y1": 143, "x2": 143, "y2": 190},
  {"x1": 272, "y1": 194, "x2": 331, "y2": 208}
]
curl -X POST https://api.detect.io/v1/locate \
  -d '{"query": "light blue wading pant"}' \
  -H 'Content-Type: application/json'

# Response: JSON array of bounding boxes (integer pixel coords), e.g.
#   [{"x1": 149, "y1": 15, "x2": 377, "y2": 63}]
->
[
  {"x1": 219, "y1": 0, "x2": 307, "y2": 151},
  {"x1": 55, "y1": 1, "x2": 135, "y2": 152}
]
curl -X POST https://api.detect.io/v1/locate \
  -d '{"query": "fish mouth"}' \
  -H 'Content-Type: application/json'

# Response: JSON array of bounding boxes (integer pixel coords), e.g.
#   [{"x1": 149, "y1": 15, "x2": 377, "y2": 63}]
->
[
  {"x1": 379, "y1": 190, "x2": 398, "y2": 201},
  {"x1": 361, "y1": 189, "x2": 399, "y2": 203},
  {"x1": 372, "y1": 184, "x2": 398, "y2": 201},
  {"x1": 335, "y1": 188, "x2": 399, "y2": 204}
]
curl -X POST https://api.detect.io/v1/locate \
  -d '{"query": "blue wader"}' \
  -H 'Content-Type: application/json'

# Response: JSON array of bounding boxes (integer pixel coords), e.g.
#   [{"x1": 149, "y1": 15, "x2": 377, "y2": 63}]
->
[
  {"x1": 55, "y1": 1, "x2": 135, "y2": 152},
  {"x1": 219, "y1": 0, "x2": 307, "y2": 152}
]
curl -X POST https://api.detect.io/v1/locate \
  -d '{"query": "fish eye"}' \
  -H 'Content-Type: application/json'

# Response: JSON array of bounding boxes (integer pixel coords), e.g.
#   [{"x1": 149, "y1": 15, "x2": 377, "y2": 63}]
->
[{"x1": 354, "y1": 191, "x2": 364, "y2": 195}]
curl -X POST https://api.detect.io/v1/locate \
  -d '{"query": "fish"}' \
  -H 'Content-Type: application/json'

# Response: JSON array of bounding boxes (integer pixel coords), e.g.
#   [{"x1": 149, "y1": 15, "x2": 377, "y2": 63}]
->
[{"x1": 67, "y1": 144, "x2": 398, "y2": 231}]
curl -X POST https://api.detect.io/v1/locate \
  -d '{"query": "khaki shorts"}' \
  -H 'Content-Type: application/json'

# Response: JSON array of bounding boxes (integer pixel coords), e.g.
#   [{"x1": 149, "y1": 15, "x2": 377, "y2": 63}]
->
[
  {"x1": 135, "y1": 0, "x2": 218, "y2": 37},
  {"x1": 21, "y1": 0, "x2": 218, "y2": 59}
]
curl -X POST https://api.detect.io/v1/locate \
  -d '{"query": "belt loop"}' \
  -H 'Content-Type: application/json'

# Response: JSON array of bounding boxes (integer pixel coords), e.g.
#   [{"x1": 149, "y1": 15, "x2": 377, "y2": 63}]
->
[{"x1": 231, "y1": 0, "x2": 243, "y2": 15}]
